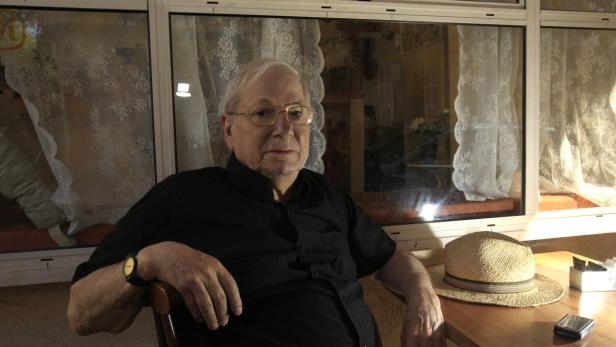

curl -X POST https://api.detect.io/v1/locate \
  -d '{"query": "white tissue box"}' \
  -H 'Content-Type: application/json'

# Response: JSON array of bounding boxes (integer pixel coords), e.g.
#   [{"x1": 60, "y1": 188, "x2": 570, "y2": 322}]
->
[{"x1": 569, "y1": 267, "x2": 616, "y2": 292}]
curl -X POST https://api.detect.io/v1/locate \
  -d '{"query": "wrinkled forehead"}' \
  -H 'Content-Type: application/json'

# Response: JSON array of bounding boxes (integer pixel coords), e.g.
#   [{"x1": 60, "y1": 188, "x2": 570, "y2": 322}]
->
[{"x1": 238, "y1": 66, "x2": 307, "y2": 107}]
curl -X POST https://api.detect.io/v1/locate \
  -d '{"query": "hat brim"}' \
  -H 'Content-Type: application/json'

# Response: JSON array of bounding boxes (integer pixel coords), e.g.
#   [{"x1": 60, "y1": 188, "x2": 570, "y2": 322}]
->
[{"x1": 428, "y1": 265, "x2": 565, "y2": 308}]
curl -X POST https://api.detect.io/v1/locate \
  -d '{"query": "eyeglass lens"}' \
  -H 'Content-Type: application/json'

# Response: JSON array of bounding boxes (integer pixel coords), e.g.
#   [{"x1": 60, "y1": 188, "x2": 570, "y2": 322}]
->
[{"x1": 252, "y1": 105, "x2": 312, "y2": 125}]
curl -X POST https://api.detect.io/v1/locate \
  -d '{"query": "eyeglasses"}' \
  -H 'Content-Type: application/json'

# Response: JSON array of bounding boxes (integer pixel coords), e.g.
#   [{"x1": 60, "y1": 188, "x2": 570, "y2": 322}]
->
[{"x1": 227, "y1": 104, "x2": 314, "y2": 126}]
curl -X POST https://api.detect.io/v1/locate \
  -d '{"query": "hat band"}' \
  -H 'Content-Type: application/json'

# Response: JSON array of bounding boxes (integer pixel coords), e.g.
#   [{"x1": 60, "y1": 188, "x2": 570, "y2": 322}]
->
[{"x1": 444, "y1": 272, "x2": 535, "y2": 294}]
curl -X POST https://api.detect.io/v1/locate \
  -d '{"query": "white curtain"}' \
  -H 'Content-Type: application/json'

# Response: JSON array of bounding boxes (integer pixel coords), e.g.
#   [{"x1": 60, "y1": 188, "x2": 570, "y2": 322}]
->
[
  {"x1": 540, "y1": 28, "x2": 616, "y2": 206},
  {"x1": 172, "y1": 16, "x2": 214, "y2": 170},
  {"x1": 1, "y1": 11, "x2": 154, "y2": 234},
  {"x1": 172, "y1": 16, "x2": 326, "y2": 173},
  {"x1": 452, "y1": 26, "x2": 522, "y2": 201}
]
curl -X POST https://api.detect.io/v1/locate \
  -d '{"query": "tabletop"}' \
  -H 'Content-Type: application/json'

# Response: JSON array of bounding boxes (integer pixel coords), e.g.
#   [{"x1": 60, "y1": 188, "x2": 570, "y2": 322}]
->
[{"x1": 441, "y1": 251, "x2": 616, "y2": 347}]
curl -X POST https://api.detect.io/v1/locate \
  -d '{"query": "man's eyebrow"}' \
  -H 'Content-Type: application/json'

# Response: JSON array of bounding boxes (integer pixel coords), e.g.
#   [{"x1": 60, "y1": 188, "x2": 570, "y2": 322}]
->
[{"x1": 252, "y1": 98, "x2": 304, "y2": 105}]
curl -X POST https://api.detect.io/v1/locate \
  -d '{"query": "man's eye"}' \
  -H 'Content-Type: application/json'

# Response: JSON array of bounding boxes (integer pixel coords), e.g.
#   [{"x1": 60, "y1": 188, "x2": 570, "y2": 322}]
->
[
  {"x1": 287, "y1": 110, "x2": 303, "y2": 119},
  {"x1": 254, "y1": 108, "x2": 276, "y2": 118},
  {"x1": 287, "y1": 107, "x2": 304, "y2": 119}
]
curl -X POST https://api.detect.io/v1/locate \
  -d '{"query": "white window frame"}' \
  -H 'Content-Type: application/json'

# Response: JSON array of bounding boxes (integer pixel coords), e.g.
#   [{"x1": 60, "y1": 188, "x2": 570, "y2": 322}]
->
[
  {"x1": 0, "y1": 0, "x2": 147, "y2": 10},
  {"x1": 0, "y1": 0, "x2": 151, "y2": 287},
  {"x1": 1, "y1": 0, "x2": 615, "y2": 287}
]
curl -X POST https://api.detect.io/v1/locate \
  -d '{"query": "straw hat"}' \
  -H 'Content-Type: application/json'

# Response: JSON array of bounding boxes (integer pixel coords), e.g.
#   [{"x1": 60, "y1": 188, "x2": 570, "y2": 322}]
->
[{"x1": 428, "y1": 232, "x2": 564, "y2": 307}]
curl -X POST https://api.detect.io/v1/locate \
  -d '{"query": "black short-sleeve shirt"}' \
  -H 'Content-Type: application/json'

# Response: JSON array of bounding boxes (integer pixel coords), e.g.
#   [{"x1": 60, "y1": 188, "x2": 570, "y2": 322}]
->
[{"x1": 73, "y1": 154, "x2": 396, "y2": 347}]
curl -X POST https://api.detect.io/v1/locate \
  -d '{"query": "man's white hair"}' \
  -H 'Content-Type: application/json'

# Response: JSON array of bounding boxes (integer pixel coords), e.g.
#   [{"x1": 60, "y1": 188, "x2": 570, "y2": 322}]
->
[{"x1": 219, "y1": 58, "x2": 311, "y2": 115}]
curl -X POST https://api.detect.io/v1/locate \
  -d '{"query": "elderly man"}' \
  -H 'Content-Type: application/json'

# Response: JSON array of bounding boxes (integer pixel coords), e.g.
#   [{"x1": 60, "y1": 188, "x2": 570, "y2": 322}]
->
[{"x1": 67, "y1": 59, "x2": 444, "y2": 347}]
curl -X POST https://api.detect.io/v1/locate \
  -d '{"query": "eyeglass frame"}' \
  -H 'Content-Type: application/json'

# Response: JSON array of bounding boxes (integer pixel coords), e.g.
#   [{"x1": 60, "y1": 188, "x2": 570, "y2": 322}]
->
[{"x1": 226, "y1": 103, "x2": 314, "y2": 127}]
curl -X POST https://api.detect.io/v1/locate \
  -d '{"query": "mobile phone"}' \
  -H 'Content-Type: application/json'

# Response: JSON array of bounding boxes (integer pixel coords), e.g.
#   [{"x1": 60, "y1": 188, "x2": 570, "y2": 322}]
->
[{"x1": 553, "y1": 313, "x2": 595, "y2": 340}]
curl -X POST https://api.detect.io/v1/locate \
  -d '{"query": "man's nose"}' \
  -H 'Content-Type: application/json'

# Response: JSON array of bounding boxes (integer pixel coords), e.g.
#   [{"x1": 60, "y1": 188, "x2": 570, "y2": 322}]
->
[{"x1": 272, "y1": 111, "x2": 293, "y2": 133}]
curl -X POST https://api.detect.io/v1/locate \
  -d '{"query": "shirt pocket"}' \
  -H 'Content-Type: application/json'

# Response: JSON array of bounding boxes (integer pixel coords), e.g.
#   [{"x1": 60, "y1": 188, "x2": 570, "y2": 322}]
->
[{"x1": 319, "y1": 227, "x2": 351, "y2": 256}]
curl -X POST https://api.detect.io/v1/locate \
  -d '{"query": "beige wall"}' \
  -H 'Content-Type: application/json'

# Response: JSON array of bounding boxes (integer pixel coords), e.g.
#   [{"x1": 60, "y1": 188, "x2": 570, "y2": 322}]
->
[
  {"x1": 526, "y1": 233, "x2": 616, "y2": 262},
  {"x1": 1, "y1": 233, "x2": 614, "y2": 347},
  {"x1": 0, "y1": 282, "x2": 156, "y2": 347}
]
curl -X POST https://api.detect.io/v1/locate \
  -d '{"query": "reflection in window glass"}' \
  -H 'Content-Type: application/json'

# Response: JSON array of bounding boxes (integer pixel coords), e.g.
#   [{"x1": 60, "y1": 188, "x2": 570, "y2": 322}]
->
[
  {"x1": 540, "y1": 28, "x2": 616, "y2": 212},
  {"x1": 171, "y1": 16, "x2": 323, "y2": 172},
  {"x1": 541, "y1": 0, "x2": 616, "y2": 12},
  {"x1": 0, "y1": 9, "x2": 154, "y2": 252},
  {"x1": 386, "y1": 0, "x2": 518, "y2": 4},
  {"x1": 321, "y1": 22, "x2": 524, "y2": 224},
  {"x1": 172, "y1": 15, "x2": 524, "y2": 225}
]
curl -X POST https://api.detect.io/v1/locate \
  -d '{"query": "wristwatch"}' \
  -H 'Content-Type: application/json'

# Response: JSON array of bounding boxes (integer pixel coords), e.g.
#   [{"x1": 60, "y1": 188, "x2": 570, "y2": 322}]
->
[{"x1": 122, "y1": 252, "x2": 150, "y2": 287}]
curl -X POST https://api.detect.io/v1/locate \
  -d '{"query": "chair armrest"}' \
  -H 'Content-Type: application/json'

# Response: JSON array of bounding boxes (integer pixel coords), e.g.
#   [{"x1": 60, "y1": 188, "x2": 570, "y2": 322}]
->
[
  {"x1": 385, "y1": 288, "x2": 407, "y2": 304},
  {"x1": 148, "y1": 281, "x2": 182, "y2": 315}
]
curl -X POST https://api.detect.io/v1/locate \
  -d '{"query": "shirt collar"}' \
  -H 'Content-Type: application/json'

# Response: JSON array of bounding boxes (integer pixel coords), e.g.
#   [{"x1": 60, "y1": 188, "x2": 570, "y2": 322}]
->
[{"x1": 226, "y1": 153, "x2": 306, "y2": 203}]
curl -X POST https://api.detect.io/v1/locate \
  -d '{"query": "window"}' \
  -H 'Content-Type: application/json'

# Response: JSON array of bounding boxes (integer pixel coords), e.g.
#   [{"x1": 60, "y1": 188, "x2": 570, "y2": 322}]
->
[
  {"x1": 1, "y1": 0, "x2": 615, "y2": 286},
  {"x1": 541, "y1": 0, "x2": 616, "y2": 12},
  {"x1": 171, "y1": 14, "x2": 524, "y2": 225},
  {"x1": 0, "y1": 8, "x2": 154, "y2": 253},
  {"x1": 539, "y1": 27, "x2": 616, "y2": 212},
  {"x1": 382, "y1": 0, "x2": 519, "y2": 4}
]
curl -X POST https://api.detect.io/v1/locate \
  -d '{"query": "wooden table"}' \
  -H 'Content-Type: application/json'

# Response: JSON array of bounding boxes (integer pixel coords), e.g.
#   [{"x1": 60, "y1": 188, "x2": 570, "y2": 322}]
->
[{"x1": 442, "y1": 252, "x2": 616, "y2": 347}]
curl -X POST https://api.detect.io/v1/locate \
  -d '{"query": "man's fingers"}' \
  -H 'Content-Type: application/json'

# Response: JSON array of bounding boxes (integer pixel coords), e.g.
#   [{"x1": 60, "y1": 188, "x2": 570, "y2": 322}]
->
[
  {"x1": 402, "y1": 308, "x2": 445, "y2": 347},
  {"x1": 423, "y1": 311, "x2": 434, "y2": 336},
  {"x1": 435, "y1": 323, "x2": 447, "y2": 347},
  {"x1": 417, "y1": 317, "x2": 429, "y2": 347},
  {"x1": 179, "y1": 290, "x2": 203, "y2": 323},
  {"x1": 425, "y1": 311, "x2": 445, "y2": 347},
  {"x1": 192, "y1": 282, "x2": 219, "y2": 330},
  {"x1": 203, "y1": 274, "x2": 230, "y2": 327},
  {"x1": 423, "y1": 317, "x2": 438, "y2": 347},
  {"x1": 401, "y1": 318, "x2": 420, "y2": 347},
  {"x1": 218, "y1": 269, "x2": 243, "y2": 316}
]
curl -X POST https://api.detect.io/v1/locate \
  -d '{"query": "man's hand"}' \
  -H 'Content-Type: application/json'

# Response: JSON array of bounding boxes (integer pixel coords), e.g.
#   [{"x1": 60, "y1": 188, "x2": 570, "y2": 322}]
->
[
  {"x1": 401, "y1": 284, "x2": 445, "y2": 347},
  {"x1": 375, "y1": 247, "x2": 446, "y2": 347},
  {"x1": 139, "y1": 241, "x2": 243, "y2": 330}
]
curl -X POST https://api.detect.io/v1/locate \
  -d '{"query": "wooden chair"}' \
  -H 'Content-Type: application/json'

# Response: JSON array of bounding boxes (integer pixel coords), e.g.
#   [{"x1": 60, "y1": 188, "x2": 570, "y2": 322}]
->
[
  {"x1": 147, "y1": 280, "x2": 398, "y2": 347},
  {"x1": 148, "y1": 281, "x2": 182, "y2": 347}
]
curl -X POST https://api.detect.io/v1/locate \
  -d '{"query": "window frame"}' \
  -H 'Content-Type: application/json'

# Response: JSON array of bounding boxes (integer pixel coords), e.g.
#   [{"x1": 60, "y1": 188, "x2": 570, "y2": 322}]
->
[
  {"x1": 0, "y1": 0, "x2": 155, "y2": 286},
  {"x1": 1, "y1": 0, "x2": 615, "y2": 287},
  {"x1": 0, "y1": 0, "x2": 146, "y2": 11}
]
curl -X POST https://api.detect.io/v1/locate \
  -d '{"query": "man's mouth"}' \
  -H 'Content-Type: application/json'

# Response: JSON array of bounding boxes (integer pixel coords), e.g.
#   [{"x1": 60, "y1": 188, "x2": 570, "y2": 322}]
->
[{"x1": 266, "y1": 147, "x2": 299, "y2": 155}]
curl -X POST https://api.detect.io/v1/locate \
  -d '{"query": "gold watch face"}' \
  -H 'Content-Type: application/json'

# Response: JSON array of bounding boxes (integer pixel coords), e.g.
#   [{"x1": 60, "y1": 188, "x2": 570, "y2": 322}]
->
[{"x1": 123, "y1": 257, "x2": 135, "y2": 277}]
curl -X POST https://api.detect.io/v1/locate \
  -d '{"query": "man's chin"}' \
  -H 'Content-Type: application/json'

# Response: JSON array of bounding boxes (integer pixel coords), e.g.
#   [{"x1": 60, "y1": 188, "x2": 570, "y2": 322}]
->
[
  {"x1": 264, "y1": 167, "x2": 299, "y2": 178},
  {"x1": 259, "y1": 161, "x2": 302, "y2": 180}
]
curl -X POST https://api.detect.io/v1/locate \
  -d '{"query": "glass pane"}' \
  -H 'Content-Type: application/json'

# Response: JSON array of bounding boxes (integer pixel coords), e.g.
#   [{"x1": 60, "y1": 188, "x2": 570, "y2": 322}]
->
[
  {"x1": 541, "y1": 0, "x2": 616, "y2": 12},
  {"x1": 171, "y1": 15, "x2": 524, "y2": 225},
  {"x1": 384, "y1": 0, "x2": 518, "y2": 4},
  {"x1": 539, "y1": 28, "x2": 616, "y2": 212},
  {"x1": 171, "y1": 16, "x2": 324, "y2": 172},
  {"x1": 0, "y1": 9, "x2": 154, "y2": 252}
]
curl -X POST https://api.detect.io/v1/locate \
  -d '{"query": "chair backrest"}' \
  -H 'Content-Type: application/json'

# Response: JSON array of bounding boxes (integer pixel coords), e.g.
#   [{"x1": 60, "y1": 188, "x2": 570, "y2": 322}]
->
[
  {"x1": 148, "y1": 281, "x2": 182, "y2": 347},
  {"x1": 147, "y1": 279, "x2": 394, "y2": 347}
]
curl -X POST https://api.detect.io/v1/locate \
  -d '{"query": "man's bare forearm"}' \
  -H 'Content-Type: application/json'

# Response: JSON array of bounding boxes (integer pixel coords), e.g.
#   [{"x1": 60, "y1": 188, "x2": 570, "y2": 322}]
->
[
  {"x1": 68, "y1": 241, "x2": 244, "y2": 335},
  {"x1": 67, "y1": 262, "x2": 145, "y2": 335},
  {"x1": 376, "y1": 245, "x2": 445, "y2": 346},
  {"x1": 376, "y1": 246, "x2": 433, "y2": 297}
]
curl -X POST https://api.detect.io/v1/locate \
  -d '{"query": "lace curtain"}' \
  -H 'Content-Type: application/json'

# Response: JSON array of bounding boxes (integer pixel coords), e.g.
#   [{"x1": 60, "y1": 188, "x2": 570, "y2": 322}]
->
[
  {"x1": 452, "y1": 26, "x2": 523, "y2": 201},
  {"x1": 540, "y1": 28, "x2": 616, "y2": 206},
  {"x1": 172, "y1": 16, "x2": 325, "y2": 173},
  {"x1": 1, "y1": 11, "x2": 154, "y2": 235}
]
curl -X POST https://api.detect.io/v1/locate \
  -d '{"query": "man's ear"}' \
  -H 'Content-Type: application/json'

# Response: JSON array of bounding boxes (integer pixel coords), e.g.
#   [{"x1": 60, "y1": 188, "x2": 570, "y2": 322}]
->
[{"x1": 221, "y1": 114, "x2": 234, "y2": 151}]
